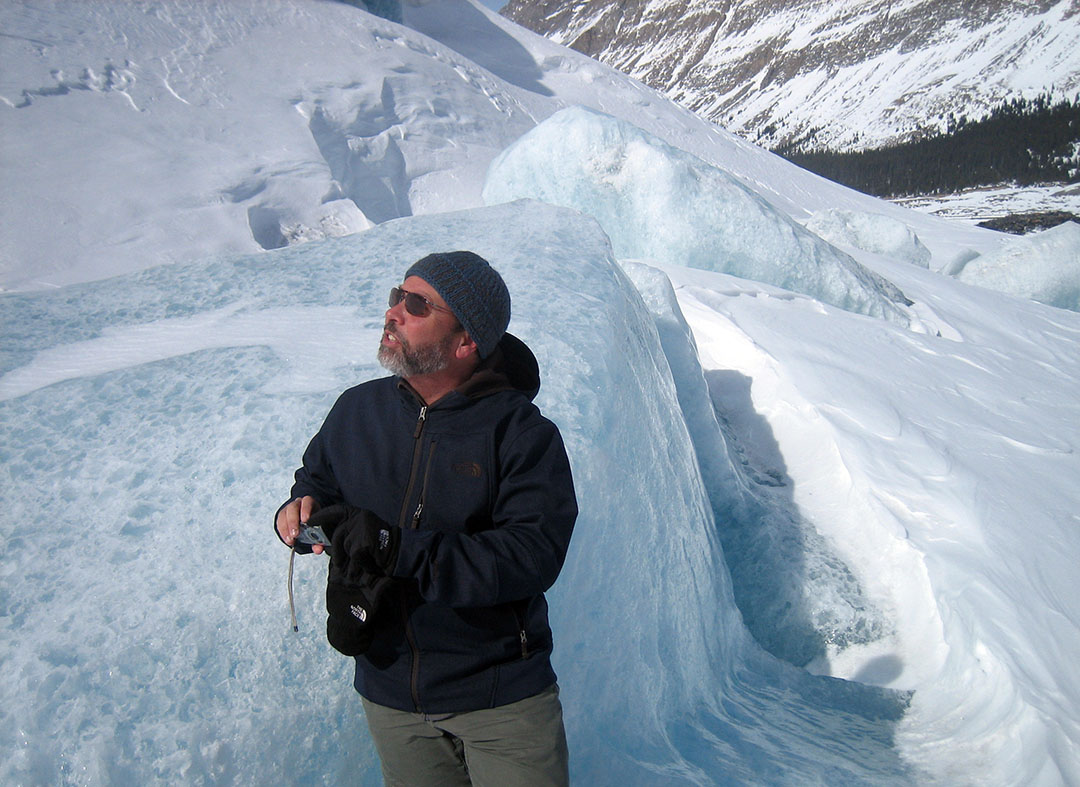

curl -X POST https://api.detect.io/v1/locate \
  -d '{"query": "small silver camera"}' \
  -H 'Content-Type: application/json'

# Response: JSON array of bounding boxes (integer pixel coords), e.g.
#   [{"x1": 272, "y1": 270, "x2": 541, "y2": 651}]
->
[{"x1": 297, "y1": 522, "x2": 332, "y2": 548}]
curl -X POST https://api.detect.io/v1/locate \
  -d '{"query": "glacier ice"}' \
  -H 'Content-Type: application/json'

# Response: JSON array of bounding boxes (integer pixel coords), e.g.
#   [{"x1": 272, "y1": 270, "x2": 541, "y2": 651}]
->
[
  {"x1": 622, "y1": 262, "x2": 892, "y2": 671},
  {"x1": 0, "y1": 200, "x2": 910, "y2": 784},
  {"x1": 805, "y1": 208, "x2": 932, "y2": 268},
  {"x1": 951, "y1": 221, "x2": 1080, "y2": 312},
  {"x1": 483, "y1": 106, "x2": 912, "y2": 325}
]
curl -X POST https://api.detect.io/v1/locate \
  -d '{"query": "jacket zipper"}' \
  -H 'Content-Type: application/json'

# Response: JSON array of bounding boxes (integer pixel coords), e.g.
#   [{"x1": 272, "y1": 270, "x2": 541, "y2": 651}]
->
[
  {"x1": 397, "y1": 405, "x2": 428, "y2": 529},
  {"x1": 513, "y1": 601, "x2": 530, "y2": 659},
  {"x1": 400, "y1": 403, "x2": 428, "y2": 711},
  {"x1": 403, "y1": 592, "x2": 423, "y2": 712},
  {"x1": 412, "y1": 440, "x2": 438, "y2": 529}
]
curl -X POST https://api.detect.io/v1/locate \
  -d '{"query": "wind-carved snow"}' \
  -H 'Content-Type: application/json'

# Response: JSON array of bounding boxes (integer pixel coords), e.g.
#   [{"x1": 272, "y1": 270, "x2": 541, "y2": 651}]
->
[
  {"x1": 0, "y1": 201, "x2": 913, "y2": 784},
  {"x1": 660, "y1": 257, "x2": 1080, "y2": 787},
  {"x1": 0, "y1": 0, "x2": 537, "y2": 288},
  {"x1": 622, "y1": 261, "x2": 894, "y2": 671},
  {"x1": 483, "y1": 106, "x2": 914, "y2": 326},
  {"x1": 299, "y1": 79, "x2": 413, "y2": 227},
  {"x1": 10, "y1": 62, "x2": 140, "y2": 111}
]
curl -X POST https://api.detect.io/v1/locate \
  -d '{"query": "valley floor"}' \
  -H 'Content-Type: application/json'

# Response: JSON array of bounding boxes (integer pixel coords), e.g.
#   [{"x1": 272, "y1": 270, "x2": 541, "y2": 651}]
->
[{"x1": 889, "y1": 182, "x2": 1080, "y2": 226}]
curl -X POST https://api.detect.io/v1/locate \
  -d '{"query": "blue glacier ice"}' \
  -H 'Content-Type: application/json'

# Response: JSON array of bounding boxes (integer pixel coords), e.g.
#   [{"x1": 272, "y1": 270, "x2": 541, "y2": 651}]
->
[
  {"x1": 622, "y1": 262, "x2": 892, "y2": 671},
  {"x1": 804, "y1": 209, "x2": 932, "y2": 268},
  {"x1": 482, "y1": 106, "x2": 913, "y2": 325},
  {"x1": 951, "y1": 220, "x2": 1080, "y2": 312},
  {"x1": 0, "y1": 201, "x2": 911, "y2": 784}
]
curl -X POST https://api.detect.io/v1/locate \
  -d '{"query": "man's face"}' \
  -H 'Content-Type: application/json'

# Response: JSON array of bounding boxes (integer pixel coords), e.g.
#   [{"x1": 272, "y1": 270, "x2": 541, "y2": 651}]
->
[{"x1": 378, "y1": 275, "x2": 464, "y2": 378}]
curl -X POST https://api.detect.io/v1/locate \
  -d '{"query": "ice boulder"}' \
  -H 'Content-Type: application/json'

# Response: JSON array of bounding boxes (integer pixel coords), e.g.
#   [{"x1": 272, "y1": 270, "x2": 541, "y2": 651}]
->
[
  {"x1": 805, "y1": 209, "x2": 931, "y2": 268},
  {"x1": 483, "y1": 105, "x2": 911, "y2": 325},
  {"x1": 952, "y1": 221, "x2": 1080, "y2": 312}
]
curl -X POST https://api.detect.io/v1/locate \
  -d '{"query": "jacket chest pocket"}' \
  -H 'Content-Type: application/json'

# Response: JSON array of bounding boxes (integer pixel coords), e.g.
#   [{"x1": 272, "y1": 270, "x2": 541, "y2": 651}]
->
[{"x1": 413, "y1": 433, "x2": 492, "y2": 533}]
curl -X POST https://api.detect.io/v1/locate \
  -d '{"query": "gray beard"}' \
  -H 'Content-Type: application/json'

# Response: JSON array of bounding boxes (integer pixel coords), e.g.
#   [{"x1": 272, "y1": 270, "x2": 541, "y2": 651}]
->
[{"x1": 377, "y1": 330, "x2": 456, "y2": 377}]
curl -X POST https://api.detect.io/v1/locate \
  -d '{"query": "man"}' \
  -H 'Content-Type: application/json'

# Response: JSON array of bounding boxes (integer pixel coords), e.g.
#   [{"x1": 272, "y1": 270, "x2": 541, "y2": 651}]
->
[{"x1": 275, "y1": 251, "x2": 578, "y2": 786}]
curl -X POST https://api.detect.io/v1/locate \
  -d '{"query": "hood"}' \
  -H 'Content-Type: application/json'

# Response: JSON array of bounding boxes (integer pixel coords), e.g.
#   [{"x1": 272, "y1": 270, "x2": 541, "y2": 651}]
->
[{"x1": 457, "y1": 332, "x2": 540, "y2": 402}]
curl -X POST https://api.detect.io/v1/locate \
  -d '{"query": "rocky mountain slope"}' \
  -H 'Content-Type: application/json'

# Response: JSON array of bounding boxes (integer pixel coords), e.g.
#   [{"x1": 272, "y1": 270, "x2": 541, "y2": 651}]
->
[{"x1": 502, "y1": 0, "x2": 1080, "y2": 153}]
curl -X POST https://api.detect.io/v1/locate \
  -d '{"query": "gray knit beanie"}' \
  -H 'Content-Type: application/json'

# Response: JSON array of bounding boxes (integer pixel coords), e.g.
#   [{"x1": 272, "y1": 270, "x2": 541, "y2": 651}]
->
[{"x1": 405, "y1": 251, "x2": 511, "y2": 359}]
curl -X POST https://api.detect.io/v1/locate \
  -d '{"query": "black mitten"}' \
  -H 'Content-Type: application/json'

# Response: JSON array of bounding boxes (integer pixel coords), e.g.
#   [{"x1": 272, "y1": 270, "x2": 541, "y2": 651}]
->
[
  {"x1": 325, "y1": 568, "x2": 393, "y2": 656},
  {"x1": 319, "y1": 506, "x2": 400, "y2": 656},
  {"x1": 307, "y1": 504, "x2": 400, "y2": 577}
]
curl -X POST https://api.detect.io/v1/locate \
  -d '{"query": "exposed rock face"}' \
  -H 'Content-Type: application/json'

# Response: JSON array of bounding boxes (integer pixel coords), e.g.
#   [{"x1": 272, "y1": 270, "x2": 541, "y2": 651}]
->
[
  {"x1": 502, "y1": 0, "x2": 1080, "y2": 152},
  {"x1": 978, "y1": 211, "x2": 1080, "y2": 234}
]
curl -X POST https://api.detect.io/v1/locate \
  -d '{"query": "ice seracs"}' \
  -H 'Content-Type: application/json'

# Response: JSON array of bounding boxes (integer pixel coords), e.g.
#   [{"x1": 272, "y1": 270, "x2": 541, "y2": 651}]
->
[
  {"x1": 0, "y1": 200, "x2": 911, "y2": 784},
  {"x1": 805, "y1": 208, "x2": 932, "y2": 269},
  {"x1": 483, "y1": 105, "x2": 914, "y2": 325},
  {"x1": 950, "y1": 221, "x2": 1080, "y2": 312}
]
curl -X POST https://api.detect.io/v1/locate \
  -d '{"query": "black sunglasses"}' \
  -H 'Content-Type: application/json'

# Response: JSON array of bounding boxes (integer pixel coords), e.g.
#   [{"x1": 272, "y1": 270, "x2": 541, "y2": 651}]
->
[{"x1": 389, "y1": 287, "x2": 454, "y2": 318}]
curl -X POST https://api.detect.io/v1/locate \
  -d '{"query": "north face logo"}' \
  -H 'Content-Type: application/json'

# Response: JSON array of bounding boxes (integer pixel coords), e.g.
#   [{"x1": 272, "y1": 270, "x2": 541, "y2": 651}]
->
[
  {"x1": 452, "y1": 461, "x2": 483, "y2": 478},
  {"x1": 350, "y1": 604, "x2": 368, "y2": 623}
]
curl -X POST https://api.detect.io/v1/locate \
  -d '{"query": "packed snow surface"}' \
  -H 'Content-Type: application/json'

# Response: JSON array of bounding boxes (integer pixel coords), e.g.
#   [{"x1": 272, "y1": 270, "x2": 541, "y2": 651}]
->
[{"x1": 2, "y1": 1, "x2": 1080, "y2": 785}]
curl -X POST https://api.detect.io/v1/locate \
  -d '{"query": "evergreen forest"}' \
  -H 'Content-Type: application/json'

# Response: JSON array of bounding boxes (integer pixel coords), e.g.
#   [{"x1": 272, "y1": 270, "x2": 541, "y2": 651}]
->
[{"x1": 774, "y1": 95, "x2": 1080, "y2": 198}]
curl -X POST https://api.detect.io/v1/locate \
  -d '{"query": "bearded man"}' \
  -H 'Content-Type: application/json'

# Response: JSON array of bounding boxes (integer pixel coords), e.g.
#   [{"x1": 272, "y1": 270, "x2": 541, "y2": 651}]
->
[{"x1": 275, "y1": 251, "x2": 578, "y2": 786}]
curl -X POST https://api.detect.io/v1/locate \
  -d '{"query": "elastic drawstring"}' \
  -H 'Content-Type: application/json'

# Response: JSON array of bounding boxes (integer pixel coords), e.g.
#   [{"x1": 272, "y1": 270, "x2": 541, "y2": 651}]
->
[{"x1": 288, "y1": 543, "x2": 299, "y2": 632}]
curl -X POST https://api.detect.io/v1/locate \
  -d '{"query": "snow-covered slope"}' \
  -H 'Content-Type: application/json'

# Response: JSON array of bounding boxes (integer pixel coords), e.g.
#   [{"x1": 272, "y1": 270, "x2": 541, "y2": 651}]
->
[
  {"x1": 503, "y1": 0, "x2": 1080, "y2": 151},
  {"x1": 0, "y1": 0, "x2": 1008, "y2": 292},
  {"x1": 2, "y1": 1, "x2": 1079, "y2": 785}
]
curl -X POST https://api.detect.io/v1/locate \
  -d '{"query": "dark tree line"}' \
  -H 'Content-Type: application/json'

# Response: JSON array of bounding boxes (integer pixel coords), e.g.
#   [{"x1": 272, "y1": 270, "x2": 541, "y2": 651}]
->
[{"x1": 773, "y1": 94, "x2": 1080, "y2": 198}]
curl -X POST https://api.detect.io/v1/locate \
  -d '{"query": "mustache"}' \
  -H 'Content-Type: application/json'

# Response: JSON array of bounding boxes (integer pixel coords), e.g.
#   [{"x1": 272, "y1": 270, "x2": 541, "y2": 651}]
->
[{"x1": 383, "y1": 322, "x2": 409, "y2": 350}]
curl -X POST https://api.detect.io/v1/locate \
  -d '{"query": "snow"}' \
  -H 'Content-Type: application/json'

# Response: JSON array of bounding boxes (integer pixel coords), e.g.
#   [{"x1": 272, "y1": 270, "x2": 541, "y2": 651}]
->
[
  {"x1": 2, "y1": 1, "x2": 1080, "y2": 785},
  {"x1": 554, "y1": 0, "x2": 1080, "y2": 153},
  {"x1": 949, "y1": 221, "x2": 1080, "y2": 311},
  {"x1": 891, "y1": 183, "x2": 1080, "y2": 225}
]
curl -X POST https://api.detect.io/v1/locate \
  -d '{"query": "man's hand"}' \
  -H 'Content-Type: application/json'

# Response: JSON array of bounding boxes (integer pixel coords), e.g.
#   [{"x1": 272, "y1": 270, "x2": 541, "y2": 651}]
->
[
  {"x1": 307, "y1": 505, "x2": 400, "y2": 576},
  {"x1": 276, "y1": 495, "x2": 325, "y2": 554}
]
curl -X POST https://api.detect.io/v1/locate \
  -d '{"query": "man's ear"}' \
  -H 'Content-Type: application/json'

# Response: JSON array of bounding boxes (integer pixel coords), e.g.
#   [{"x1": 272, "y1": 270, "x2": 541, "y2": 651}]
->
[{"x1": 454, "y1": 333, "x2": 479, "y2": 360}]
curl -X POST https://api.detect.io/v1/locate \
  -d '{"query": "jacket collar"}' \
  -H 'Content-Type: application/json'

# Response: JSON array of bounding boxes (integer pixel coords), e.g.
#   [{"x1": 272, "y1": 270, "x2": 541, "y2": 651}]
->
[{"x1": 396, "y1": 332, "x2": 540, "y2": 408}]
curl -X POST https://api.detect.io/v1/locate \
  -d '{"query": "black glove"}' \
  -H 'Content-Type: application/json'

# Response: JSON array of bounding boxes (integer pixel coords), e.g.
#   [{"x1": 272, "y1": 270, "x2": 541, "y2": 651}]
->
[
  {"x1": 307, "y1": 504, "x2": 401, "y2": 577},
  {"x1": 305, "y1": 505, "x2": 401, "y2": 657},
  {"x1": 304, "y1": 503, "x2": 397, "y2": 656},
  {"x1": 324, "y1": 568, "x2": 393, "y2": 657}
]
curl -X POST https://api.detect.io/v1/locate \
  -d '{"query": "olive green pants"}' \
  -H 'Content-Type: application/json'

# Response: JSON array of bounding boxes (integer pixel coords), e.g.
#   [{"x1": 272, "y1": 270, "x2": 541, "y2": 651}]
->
[{"x1": 361, "y1": 684, "x2": 569, "y2": 786}]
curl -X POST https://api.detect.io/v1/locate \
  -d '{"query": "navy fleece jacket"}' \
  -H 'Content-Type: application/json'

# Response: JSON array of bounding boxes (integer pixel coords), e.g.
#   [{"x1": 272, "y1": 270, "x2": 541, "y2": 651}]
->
[{"x1": 278, "y1": 333, "x2": 577, "y2": 713}]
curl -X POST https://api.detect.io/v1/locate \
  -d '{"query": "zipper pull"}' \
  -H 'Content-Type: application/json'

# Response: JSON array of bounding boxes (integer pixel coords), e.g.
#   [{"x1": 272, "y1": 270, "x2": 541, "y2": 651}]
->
[
  {"x1": 413, "y1": 405, "x2": 428, "y2": 438},
  {"x1": 519, "y1": 629, "x2": 529, "y2": 658},
  {"x1": 412, "y1": 501, "x2": 424, "y2": 529}
]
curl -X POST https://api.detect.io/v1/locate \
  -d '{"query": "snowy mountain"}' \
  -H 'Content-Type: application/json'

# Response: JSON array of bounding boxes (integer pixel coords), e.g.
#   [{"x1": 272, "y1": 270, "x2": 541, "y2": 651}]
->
[
  {"x1": 502, "y1": 0, "x2": 1080, "y2": 152},
  {"x1": 2, "y1": 1, "x2": 1080, "y2": 785}
]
